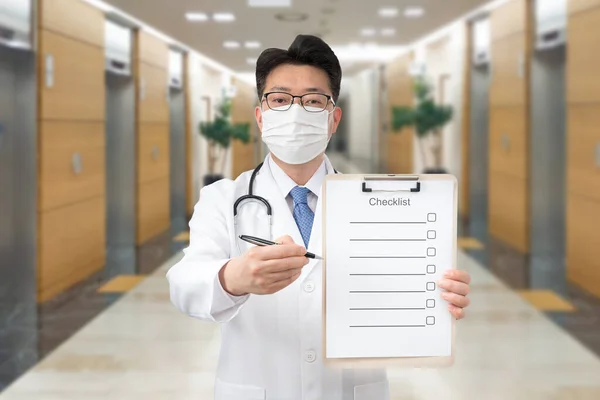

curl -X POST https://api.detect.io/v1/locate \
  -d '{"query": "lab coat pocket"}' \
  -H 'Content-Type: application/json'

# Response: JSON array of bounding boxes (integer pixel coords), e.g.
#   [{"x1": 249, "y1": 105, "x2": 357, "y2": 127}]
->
[
  {"x1": 354, "y1": 380, "x2": 390, "y2": 400},
  {"x1": 214, "y1": 378, "x2": 266, "y2": 400}
]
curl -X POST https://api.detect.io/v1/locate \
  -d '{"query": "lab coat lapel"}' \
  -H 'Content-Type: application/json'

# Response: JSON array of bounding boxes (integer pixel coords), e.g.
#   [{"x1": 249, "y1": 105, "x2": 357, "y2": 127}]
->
[{"x1": 258, "y1": 160, "x2": 305, "y2": 248}]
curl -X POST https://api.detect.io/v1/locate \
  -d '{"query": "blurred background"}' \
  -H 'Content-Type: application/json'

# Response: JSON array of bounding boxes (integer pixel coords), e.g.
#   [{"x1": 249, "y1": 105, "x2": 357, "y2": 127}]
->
[{"x1": 1, "y1": 0, "x2": 600, "y2": 398}]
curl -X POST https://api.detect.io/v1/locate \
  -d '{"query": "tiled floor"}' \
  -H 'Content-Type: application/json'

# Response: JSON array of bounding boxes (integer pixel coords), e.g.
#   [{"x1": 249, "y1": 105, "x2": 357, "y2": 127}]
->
[
  {"x1": 0, "y1": 228, "x2": 186, "y2": 392},
  {"x1": 1, "y1": 251, "x2": 600, "y2": 399}
]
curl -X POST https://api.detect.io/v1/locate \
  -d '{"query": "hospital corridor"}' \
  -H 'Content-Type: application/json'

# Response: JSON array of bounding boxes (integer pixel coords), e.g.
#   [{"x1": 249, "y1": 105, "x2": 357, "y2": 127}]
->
[{"x1": 1, "y1": 0, "x2": 600, "y2": 399}]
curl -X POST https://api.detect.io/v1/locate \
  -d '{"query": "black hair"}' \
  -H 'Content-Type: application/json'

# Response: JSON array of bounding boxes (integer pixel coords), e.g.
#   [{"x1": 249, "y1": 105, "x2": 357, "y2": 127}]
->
[{"x1": 255, "y1": 34, "x2": 342, "y2": 102}]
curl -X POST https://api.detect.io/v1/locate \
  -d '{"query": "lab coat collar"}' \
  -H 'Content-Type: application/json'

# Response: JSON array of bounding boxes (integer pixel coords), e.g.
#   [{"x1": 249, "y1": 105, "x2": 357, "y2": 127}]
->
[{"x1": 267, "y1": 155, "x2": 328, "y2": 200}]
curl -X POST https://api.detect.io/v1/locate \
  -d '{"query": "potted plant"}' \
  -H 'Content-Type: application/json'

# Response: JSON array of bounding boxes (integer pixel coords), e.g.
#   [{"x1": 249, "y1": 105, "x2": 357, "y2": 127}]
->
[
  {"x1": 391, "y1": 76, "x2": 453, "y2": 174},
  {"x1": 199, "y1": 97, "x2": 252, "y2": 186}
]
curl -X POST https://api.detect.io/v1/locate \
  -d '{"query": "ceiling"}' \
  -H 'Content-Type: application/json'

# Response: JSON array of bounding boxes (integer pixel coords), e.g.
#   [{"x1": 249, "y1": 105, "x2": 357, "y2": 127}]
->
[{"x1": 103, "y1": 0, "x2": 490, "y2": 74}]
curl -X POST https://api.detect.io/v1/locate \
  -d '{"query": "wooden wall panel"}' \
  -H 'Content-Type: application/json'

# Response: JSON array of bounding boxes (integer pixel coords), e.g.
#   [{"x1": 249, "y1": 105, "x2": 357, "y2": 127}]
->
[
  {"x1": 39, "y1": 30, "x2": 105, "y2": 121},
  {"x1": 137, "y1": 179, "x2": 170, "y2": 245},
  {"x1": 134, "y1": 31, "x2": 170, "y2": 245},
  {"x1": 139, "y1": 63, "x2": 169, "y2": 123},
  {"x1": 137, "y1": 124, "x2": 170, "y2": 185},
  {"x1": 490, "y1": 0, "x2": 528, "y2": 41},
  {"x1": 38, "y1": 197, "x2": 105, "y2": 302},
  {"x1": 567, "y1": 104, "x2": 600, "y2": 201},
  {"x1": 569, "y1": 0, "x2": 600, "y2": 15},
  {"x1": 488, "y1": 0, "x2": 531, "y2": 253},
  {"x1": 460, "y1": 22, "x2": 472, "y2": 219},
  {"x1": 231, "y1": 79, "x2": 257, "y2": 179},
  {"x1": 567, "y1": 194, "x2": 600, "y2": 298},
  {"x1": 385, "y1": 53, "x2": 414, "y2": 174},
  {"x1": 39, "y1": 0, "x2": 104, "y2": 47},
  {"x1": 566, "y1": 3, "x2": 600, "y2": 297},
  {"x1": 567, "y1": 8, "x2": 600, "y2": 104},
  {"x1": 37, "y1": 0, "x2": 106, "y2": 302},
  {"x1": 39, "y1": 122, "x2": 105, "y2": 212},
  {"x1": 138, "y1": 31, "x2": 169, "y2": 70},
  {"x1": 489, "y1": 106, "x2": 528, "y2": 180},
  {"x1": 488, "y1": 173, "x2": 529, "y2": 253},
  {"x1": 489, "y1": 35, "x2": 528, "y2": 106},
  {"x1": 184, "y1": 54, "x2": 195, "y2": 216}
]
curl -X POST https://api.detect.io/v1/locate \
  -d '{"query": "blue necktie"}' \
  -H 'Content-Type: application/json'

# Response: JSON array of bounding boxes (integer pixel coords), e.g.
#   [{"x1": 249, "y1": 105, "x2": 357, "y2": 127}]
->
[{"x1": 290, "y1": 186, "x2": 314, "y2": 247}]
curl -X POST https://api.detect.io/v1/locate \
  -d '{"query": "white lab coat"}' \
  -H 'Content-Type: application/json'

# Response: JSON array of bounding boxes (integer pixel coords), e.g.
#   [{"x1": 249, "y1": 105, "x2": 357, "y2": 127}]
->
[{"x1": 167, "y1": 155, "x2": 389, "y2": 400}]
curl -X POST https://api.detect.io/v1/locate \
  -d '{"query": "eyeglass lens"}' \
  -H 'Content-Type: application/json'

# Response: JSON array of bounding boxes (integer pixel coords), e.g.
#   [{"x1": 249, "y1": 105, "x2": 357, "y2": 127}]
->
[{"x1": 265, "y1": 93, "x2": 330, "y2": 112}]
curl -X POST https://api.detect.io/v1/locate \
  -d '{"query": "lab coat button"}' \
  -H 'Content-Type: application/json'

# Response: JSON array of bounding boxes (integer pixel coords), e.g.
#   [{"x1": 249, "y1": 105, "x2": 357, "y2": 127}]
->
[
  {"x1": 304, "y1": 281, "x2": 315, "y2": 293},
  {"x1": 305, "y1": 350, "x2": 316, "y2": 363}
]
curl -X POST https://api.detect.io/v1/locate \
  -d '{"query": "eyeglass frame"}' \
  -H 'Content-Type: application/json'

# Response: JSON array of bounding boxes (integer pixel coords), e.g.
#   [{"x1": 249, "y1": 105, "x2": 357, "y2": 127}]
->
[{"x1": 261, "y1": 91, "x2": 336, "y2": 113}]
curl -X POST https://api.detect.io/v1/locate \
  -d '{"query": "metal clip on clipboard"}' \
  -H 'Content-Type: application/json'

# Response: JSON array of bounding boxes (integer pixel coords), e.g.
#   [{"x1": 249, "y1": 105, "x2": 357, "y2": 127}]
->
[{"x1": 361, "y1": 175, "x2": 421, "y2": 193}]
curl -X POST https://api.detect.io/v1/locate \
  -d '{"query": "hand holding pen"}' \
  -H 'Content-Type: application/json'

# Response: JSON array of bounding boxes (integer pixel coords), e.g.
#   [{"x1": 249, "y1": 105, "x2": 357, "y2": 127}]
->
[
  {"x1": 239, "y1": 235, "x2": 322, "y2": 259},
  {"x1": 220, "y1": 235, "x2": 315, "y2": 297}
]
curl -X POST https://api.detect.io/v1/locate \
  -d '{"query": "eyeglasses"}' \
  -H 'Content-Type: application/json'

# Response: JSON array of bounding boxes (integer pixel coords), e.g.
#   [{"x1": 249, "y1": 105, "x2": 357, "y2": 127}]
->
[{"x1": 262, "y1": 92, "x2": 335, "y2": 113}]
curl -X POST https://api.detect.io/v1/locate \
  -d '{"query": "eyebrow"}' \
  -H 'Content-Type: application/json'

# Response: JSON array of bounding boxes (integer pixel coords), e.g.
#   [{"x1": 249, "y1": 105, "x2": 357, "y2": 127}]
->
[{"x1": 268, "y1": 86, "x2": 329, "y2": 94}]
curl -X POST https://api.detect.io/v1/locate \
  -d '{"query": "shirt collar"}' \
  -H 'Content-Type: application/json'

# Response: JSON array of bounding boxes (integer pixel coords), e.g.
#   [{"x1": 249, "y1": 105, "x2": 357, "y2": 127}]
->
[{"x1": 267, "y1": 155, "x2": 328, "y2": 198}]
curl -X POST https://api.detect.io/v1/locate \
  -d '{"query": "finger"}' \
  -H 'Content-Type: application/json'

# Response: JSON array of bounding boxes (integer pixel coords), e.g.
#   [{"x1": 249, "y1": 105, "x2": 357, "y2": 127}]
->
[
  {"x1": 440, "y1": 292, "x2": 470, "y2": 308},
  {"x1": 265, "y1": 270, "x2": 302, "y2": 294},
  {"x1": 255, "y1": 243, "x2": 307, "y2": 261},
  {"x1": 262, "y1": 256, "x2": 309, "y2": 273},
  {"x1": 438, "y1": 279, "x2": 470, "y2": 296},
  {"x1": 443, "y1": 269, "x2": 471, "y2": 284},
  {"x1": 274, "y1": 235, "x2": 295, "y2": 245},
  {"x1": 448, "y1": 304, "x2": 465, "y2": 320},
  {"x1": 265, "y1": 267, "x2": 304, "y2": 283}
]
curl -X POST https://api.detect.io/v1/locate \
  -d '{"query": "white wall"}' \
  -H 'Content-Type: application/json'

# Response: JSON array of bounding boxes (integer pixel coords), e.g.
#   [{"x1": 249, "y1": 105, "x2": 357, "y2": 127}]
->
[
  {"x1": 345, "y1": 68, "x2": 380, "y2": 171},
  {"x1": 188, "y1": 53, "x2": 232, "y2": 204},
  {"x1": 411, "y1": 23, "x2": 467, "y2": 180}
]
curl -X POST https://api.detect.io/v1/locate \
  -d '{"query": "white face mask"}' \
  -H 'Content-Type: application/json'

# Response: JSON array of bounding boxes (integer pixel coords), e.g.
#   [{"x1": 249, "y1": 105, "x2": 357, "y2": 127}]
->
[{"x1": 261, "y1": 104, "x2": 332, "y2": 165}]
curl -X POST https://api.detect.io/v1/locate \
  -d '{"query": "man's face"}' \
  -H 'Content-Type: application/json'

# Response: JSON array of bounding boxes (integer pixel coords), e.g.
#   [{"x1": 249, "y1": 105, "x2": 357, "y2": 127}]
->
[{"x1": 255, "y1": 64, "x2": 343, "y2": 139}]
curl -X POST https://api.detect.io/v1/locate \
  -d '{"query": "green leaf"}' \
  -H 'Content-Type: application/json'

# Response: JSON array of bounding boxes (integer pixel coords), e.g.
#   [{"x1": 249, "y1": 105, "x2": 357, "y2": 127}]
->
[{"x1": 198, "y1": 98, "x2": 253, "y2": 149}]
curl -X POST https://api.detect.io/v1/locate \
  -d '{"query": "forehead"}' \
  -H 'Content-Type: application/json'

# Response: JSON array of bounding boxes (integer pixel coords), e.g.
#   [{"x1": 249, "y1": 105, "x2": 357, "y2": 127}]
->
[{"x1": 265, "y1": 64, "x2": 330, "y2": 94}]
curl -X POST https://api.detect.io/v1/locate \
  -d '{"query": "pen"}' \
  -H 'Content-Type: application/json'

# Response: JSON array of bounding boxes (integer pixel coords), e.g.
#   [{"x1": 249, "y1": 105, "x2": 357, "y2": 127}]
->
[{"x1": 239, "y1": 235, "x2": 322, "y2": 260}]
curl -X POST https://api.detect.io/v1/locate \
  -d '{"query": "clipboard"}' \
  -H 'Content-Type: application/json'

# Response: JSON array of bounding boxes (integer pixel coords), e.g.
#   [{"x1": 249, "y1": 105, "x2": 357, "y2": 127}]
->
[{"x1": 321, "y1": 174, "x2": 457, "y2": 368}]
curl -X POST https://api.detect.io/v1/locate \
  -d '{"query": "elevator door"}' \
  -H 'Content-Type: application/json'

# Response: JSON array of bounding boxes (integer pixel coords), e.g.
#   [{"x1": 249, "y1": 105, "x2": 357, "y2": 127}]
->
[
  {"x1": 169, "y1": 87, "x2": 186, "y2": 233},
  {"x1": 0, "y1": 45, "x2": 38, "y2": 389},
  {"x1": 105, "y1": 73, "x2": 136, "y2": 277},
  {"x1": 530, "y1": 46, "x2": 566, "y2": 292},
  {"x1": 468, "y1": 65, "x2": 491, "y2": 246}
]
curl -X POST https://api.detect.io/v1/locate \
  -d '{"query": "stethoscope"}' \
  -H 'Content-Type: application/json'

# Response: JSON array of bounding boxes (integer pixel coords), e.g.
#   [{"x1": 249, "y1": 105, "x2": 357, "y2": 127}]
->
[{"x1": 233, "y1": 161, "x2": 338, "y2": 254}]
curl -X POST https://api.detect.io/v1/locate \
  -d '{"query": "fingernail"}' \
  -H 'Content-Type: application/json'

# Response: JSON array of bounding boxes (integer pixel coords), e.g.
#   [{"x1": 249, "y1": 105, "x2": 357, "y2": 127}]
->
[
  {"x1": 444, "y1": 270, "x2": 451, "y2": 277},
  {"x1": 440, "y1": 292, "x2": 448, "y2": 299},
  {"x1": 437, "y1": 279, "x2": 445, "y2": 287}
]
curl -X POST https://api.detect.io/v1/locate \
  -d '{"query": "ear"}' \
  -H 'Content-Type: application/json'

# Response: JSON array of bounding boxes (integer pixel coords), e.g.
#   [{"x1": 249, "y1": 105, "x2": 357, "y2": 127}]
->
[
  {"x1": 255, "y1": 105, "x2": 263, "y2": 132},
  {"x1": 330, "y1": 107, "x2": 343, "y2": 134}
]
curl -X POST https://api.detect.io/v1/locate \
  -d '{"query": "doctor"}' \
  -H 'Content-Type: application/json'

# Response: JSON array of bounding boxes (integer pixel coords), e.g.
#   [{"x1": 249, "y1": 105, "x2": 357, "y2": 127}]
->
[{"x1": 167, "y1": 34, "x2": 471, "y2": 400}]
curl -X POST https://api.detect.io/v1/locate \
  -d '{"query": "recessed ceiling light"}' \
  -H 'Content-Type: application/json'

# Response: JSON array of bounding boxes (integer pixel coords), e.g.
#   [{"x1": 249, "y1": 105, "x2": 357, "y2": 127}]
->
[
  {"x1": 213, "y1": 12, "x2": 236, "y2": 22},
  {"x1": 360, "y1": 27, "x2": 376, "y2": 37},
  {"x1": 404, "y1": 7, "x2": 424, "y2": 18},
  {"x1": 246, "y1": 57, "x2": 258, "y2": 65},
  {"x1": 381, "y1": 28, "x2": 396, "y2": 36},
  {"x1": 244, "y1": 41, "x2": 261, "y2": 49},
  {"x1": 249, "y1": 0, "x2": 291, "y2": 6},
  {"x1": 379, "y1": 7, "x2": 399, "y2": 18},
  {"x1": 185, "y1": 12, "x2": 208, "y2": 22},
  {"x1": 223, "y1": 41, "x2": 241, "y2": 49}
]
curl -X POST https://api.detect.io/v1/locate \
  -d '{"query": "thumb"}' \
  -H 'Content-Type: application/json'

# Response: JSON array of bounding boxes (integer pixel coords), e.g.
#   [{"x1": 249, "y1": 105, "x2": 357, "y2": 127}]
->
[{"x1": 275, "y1": 235, "x2": 295, "y2": 245}]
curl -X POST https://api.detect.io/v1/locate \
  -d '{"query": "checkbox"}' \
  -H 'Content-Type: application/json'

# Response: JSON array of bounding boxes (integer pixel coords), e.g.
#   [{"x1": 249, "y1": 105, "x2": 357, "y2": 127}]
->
[
  {"x1": 427, "y1": 248, "x2": 436, "y2": 257},
  {"x1": 427, "y1": 265, "x2": 436, "y2": 274},
  {"x1": 426, "y1": 299, "x2": 435, "y2": 308},
  {"x1": 427, "y1": 230, "x2": 436, "y2": 239},
  {"x1": 426, "y1": 316, "x2": 435, "y2": 325},
  {"x1": 426, "y1": 282, "x2": 436, "y2": 291},
  {"x1": 427, "y1": 213, "x2": 437, "y2": 222}
]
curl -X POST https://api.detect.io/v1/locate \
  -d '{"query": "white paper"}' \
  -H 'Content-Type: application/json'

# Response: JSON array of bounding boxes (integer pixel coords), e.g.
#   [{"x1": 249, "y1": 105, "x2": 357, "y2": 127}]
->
[{"x1": 324, "y1": 178, "x2": 455, "y2": 359}]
